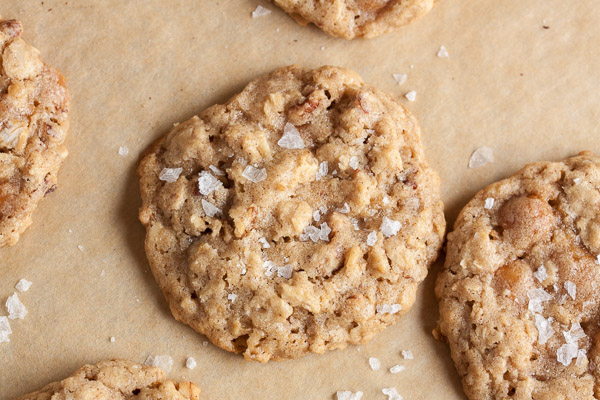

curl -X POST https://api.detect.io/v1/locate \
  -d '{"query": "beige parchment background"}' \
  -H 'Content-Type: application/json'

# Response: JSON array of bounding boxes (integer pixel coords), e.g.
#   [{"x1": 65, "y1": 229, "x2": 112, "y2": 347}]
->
[{"x1": 1, "y1": 0, "x2": 599, "y2": 398}]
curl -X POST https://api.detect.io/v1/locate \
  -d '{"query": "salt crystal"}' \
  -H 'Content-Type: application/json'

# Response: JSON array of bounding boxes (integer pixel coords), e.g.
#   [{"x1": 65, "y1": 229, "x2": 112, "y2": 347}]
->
[
  {"x1": 556, "y1": 342, "x2": 578, "y2": 366},
  {"x1": 15, "y1": 279, "x2": 32, "y2": 293},
  {"x1": 227, "y1": 293, "x2": 237, "y2": 302},
  {"x1": 484, "y1": 198, "x2": 495, "y2": 209},
  {"x1": 319, "y1": 206, "x2": 327, "y2": 214},
  {"x1": 382, "y1": 387, "x2": 403, "y2": 400},
  {"x1": 575, "y1": 349, "x2": 587, "y2": 367},
  {"x1": 6, "y1": 293, "x2": 27, "y2": 320},
  {"x1": 258, "y1": 237, "x2": 271, "y2": 249},
  {"x1": 393, "y1": 73, "x2": 407, "y2": 85},
  {"x1": 563, "y1": 323, "x2": 586, "y2": 344},
  {"x1": 390, "y1": 365, "x2": 405, "y2": 373},
  {"x1": 110, "y1": 336, "x2": 115, "y2": 343},
  {"x1": 365, "y1": 129, "x2": 375, "y2": 134},
  {"x1": 198, "y1": 171, "x2": 222, "y2": 195},
  {"x1": 186, "y1": 357, "x2": 197, "y2": 369},
  {"x1": 405, "y1": 91, "x2": 417, "y2": 102},
  {"x1": 316, "y1": 161, "x2": 328, "y2": 180},
  {"x1": 209, "y1": 165, "x2": 225, "y2": 176},
  {"x1": 264, "y1": 261, "x2": 277, "y2": 278},
  {"x1": 380, "y1": 216, "x2": 402, "y2": 237},
  {"x1": 469, "y1": 147, "x2": 494, "y2": 168},
  {"x1": 159, "y1": 167, "x2": 183, "y2": 183},
  {"x1": 369, "y1": 357, "x2": 381, "y2": 371},
  {"x1": 336, "y1": 391, "x2": 363, "y2": 400},
  {"x1": 313, "y1": 210, "x2": 321, "y2": 222},
  {"x1": 77, "y1": 245, "x2": 84, "y2": 252},
  {"x1": 437, "y1": 45, "x2": 449, "y2": 58},
  {"x1": 201, "y1": 199, "x2": 221, "y2": 217},
  {"x1": 366, "y1": 231, "x2": 378, "y2": 246},
  {"x1": 338, "y1": 203, "x2": 350, "y2": 214},
  {"x1": 377, "y1": 304, "x2": 402, "y2": 315},
  {"x1": 573, "y1": 177, "x2": 581, "y2": 184},
  {"x1": 277, "y1": 265, "x2": 293, "y2": 279},
  {"x1": 242, "y1": 165, "x2": 267, "y2": 183},
  {"x1": 145, "y1": 355, "x2": 173, "y2": 373},
  {"x1": 564, "y1": 281, "x2": 576, "y2": 300},
  {"x1": 597, "y1": 255, "x2": 600, "y2": 265},
  {"x1": 320, "y1": 46, "x2": 325, "y2": 51},
  {"x1": 352, "y1": 219, "x2": 360, "y2": 231},
  {"x1": 118, "y1": 146, "x2": 129, "y2": 156},
  {"x1": 382, "y1": 196, "x2": 390, "y2": 205},
  {"x1": 0, "y1": 317, "x2": 11, "y2": 343},
  {"x1": 252, "y1": 5, "x2": 271, "y2": 18},
  {"x1": 319, "y1": 222, "x2": 331, "y2": 241},
  {"x1": 534, "y1": 265, "x2": 548, "y2": 283},
  {"x1": 349, "y1": 156, "x2": 359, "y2": 170},
  {"x1": 534, "y1": 314, "x2": 554, "y2": 345},
  {"x1": 300, "y1": 225, "x2": 321, "y2": 242},
  {"x1": 278, "y1": 123, "x2": 305, "y2": 149},
  {"x1": 401, "y1": 350, "x2": 413, "y2": 360},
  {"x1": 527, "y1": 288, "x2": 552, "y2": 313}
]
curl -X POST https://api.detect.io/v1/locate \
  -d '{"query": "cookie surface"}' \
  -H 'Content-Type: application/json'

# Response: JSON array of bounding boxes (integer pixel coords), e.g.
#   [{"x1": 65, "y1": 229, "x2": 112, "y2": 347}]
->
[
  {"x1": 138, "y1": 65, "x2": 445, "y2": 362},
  {"x1": 0, "y1": 18, "x2": 69, "y2": 247},
  {"x1": 273, "y1": 0, "x2": 435, "y2": 39},
  {"x1": 436, "y1": 152, "x2": 600, "y2": 399},
  {"x1": 17, "y1": 359, "x2": 201, "y2": 400}
]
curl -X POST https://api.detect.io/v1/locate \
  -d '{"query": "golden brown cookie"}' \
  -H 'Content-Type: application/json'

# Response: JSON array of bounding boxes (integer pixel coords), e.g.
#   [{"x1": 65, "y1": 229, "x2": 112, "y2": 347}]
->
[
  {"x1": 0, "y1": 18, "x2": 70, "y2": 247},
  {"x1": 273, "y1": 0, "x2": 436, "y2": 39},
  {"x1": 138, "y1": 65, "x2": 445, "y2": 362},
  {"x1": 16, "y1": 359, "x2": 201, "y2": 400},
  {"x1": 436, "y1": 152, "x2": 600, "y2": 399}
]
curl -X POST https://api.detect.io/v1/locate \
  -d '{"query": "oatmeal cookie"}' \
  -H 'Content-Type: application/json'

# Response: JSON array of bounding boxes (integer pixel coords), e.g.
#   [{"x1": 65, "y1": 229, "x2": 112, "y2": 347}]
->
[
  {"x1": 273, "y1": 0, "x2": 436, "y2": 39},
  {"x1": 436, "y1": 152, "x2": 600, "y2": 399},
  {"x1": 138, "y1": 65, "x2": 445, "y2": 362},
  {"x1": 0, "y1": 18, "x2": 70, "y2": 247},
  {"x1": 17, "y1": 359, "x2": 201, "y2": 400}
]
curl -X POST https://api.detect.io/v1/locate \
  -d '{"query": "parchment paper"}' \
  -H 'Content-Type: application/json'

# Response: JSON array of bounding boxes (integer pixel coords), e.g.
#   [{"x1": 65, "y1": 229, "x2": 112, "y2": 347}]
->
[{"x1": 1, "y1": 0, "x2": 599, "y2": 398}]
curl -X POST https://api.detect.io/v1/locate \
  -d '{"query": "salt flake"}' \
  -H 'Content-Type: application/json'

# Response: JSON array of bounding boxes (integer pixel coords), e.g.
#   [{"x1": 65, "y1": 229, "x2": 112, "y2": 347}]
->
[
  {"x1": 159, "y1": 167, "x2": 183, "y2": 183},
  {"x1": 252, "y1": 5, "x2": 271, "y2": 18},
  {"x1": 437, "y1": 45, "x2": 449, "y2": 58},
  {"x1": 469, "y1": 146, "x2": 494, "y2": 168},
  {"x1": 313, "y1": 210, "x2": 321, "y2": 222},
  {"x1": 316, "y1": 161, "x2": 328, "y2": 180},
  {"x1": 401, "y1": 350, "x2": 413, "y2": 360},
  {"x1": 110, "y1": 336, "x2": 115, "y2": 343},
  {"x1": 145, "y1": 355, "x2": 173, "y2": 373},
  {"x1": 319, "y1": 222, "x2": 331, "y2": 241},
  {"x1": 557, "y1": 342, "x2": 578, "y2": 366},
  {"x1": 484, "y1": 198, "x2": 495, "y2": 210},
  {"x1": 382, "y1": 387, "x2": 403, "y2": 400},
  {"x1": 0, "y1": 317, "x2": 11, "y2": 343},
  {"x1": 534, "y1": 314, "x2": 554, "y2": 345},
  {"x1": 405, "y1": 91, "x2": 417, "y2": 102},
  {"x1": 382, "y1": 196, "x2": 390, "y2": 205},
  {"x1": 369, "y1": 357, "x2": 381, "y2": 371},
  {"x1": 300, "y1": 225, "x2": 321, "y2": 242},
  {"x1": 527, "y1": 288, "x2": 552, "y2": 313},
  {"x1": 575, "y1": 349, "x2": 587, "y2": 367},
  {"x1": 278, "y1": 123, "x2": 305, "y2": 149},
  {"x1": 15, "y1": 279, "x2": 32, "y2": 293},
  {"x1": 338, "y1": 203, "x2": 350, "y2": 214},
  {"x1": 227, "y1": 293, "x2": 237, "y2": 302},
  {"x1": 242, "y1": 165, "x2": 267, "y2": 183},
  {"x1": 349, "y1": 156, "x2": 359, "y2": 170},
  {"x1": 258, "y1": 237, "x2": 271, "y2": 249},
  {"x1": 380, "y1": 217, "x2": 402, "y2": 238},
  {"x1": 277, "y1": 265, "x2": 293, "y2": 279},
  {"x1": 393, "y1": 73, "x2": 407, "y2": 85},
  {"x1": 563, "y1": 323, "x2": 586, "y2": 344},
  {"x1": 209, "y1": 165, "x2": 225, "y2": 176},
  {"x1": 390, "y1": 365, "x2": 405, "y2": 373},
  {"x1": 336, "y1": 391, "x2": 363, "y2": 400},
  {"x1": 118, "y1": 146, "x2": 129, "y2": 156},
  {"x1": 201, "y1": 199, "x2": 221, "y2": 217},
  {"x1": 186, "y1": 357, "x2": 197, "y2": 369},
  {"x1": 198, "y1": 171, "x2": 222, "y2": 195},
  {"x1": 564, "y1": 281, "x2": 576, "y2": 300},
  {"x1": 264, "y1": 261, "x2": 278, "y2": 278},
  {"x1": 366, "y1": 231, "x2": 378, "y2": 246},
  {"x1": 6, "y1": 293, "x2": 27, "y2": 320},
  {"x1": 534, "y1": 265, "x2": 548, "y2": 283},
  {"x1": 376, "y1": 304, "x2": 402, "y2": 315}
]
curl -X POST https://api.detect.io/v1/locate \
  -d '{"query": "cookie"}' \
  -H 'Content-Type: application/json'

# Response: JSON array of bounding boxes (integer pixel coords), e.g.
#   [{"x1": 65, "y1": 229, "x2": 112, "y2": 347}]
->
[
  {"x1": 17, "y1": 359, "x2": 201, "y2": 399},
  {"x1": 138, "y1": 65, "x2": 445, "y2": 362},
  {"x1": 436, "y1": 152, "x2": 600, "y2": 399},
  {"x1": 273, "y1": 0, "x2": 435, "y2": 39},
  {"x1": 0, "y1": 18, "x2": 70, "y2": 247}
]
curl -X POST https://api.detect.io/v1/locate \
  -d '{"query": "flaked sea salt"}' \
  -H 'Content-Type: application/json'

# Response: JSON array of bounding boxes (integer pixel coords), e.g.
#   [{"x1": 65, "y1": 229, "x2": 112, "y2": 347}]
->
[
  {"x1": 0, "y1": 316, "x2": 11, "y2": 343},
  {"x1": 159, "y1": 167, "x2": 183, "y2": 183},
  {"x1": 527, "y1": 288, "x2": 552, "y2": 313},
  {"x1": 597, "y1": 254, "x2": 600, "y2": 265},
  {"x1": 390, "y1": 365, "x2": 405, "y2": 374},
  {"x1": 352, "y1": 218, "x2": 360, "y2": 231},
  {"x1": 277, "y1": 265, "x2": 293, "y2": 279},
  {"x1": 574, "y1": 177, "x2": 582, "y2": 185},
  {"x1": 575, "y1": 349, "x2": 587, "y2": 367},
  {"x1": 118, "y1": 146, "x2": 129, "y2": 156},
  {"x1": 349, "y1": 156, "x2": 359, "y2": 170},
  {"x1": 15, "y1": 279, "x2": 32, "y2": 293},
  {"x1": 319, "y1": 205, "x2": 327, "y2": 214},
  {"x1": 145, "y1": 355, "x2": 173, "y2": 373},
  {"x1": 316, "y1": 161, "x2": 328, "y2": 180},
  {"x1": 565, "y1": 281, "x2": 576, "y2": 300},
  {"x1": 381, "y1": 217, "x2": 402, "y2": 238},
  {"x1": 405, "y1": 91, "x2": 417, "y2": 102},
  {"x1": 469, "y1": 146, "x2": 494, "y2": 168},
  {"x1": 401, "y1": 350, "x2": 413, "y2": 360},
  {"x1": 264, "y1": 261, "x2": 277, "y2": 278},
  {"x1": 563, "y1": 323, "x2": 586, "y2": 344},
  {"x1": 484, "y1": 198, "x2": 495, "y2": 210},
  {"x1": 258, "y1": 237, "x2": 271, "y2": 249},
  {"x1": 201, "y1": 199, "x2": 221, "y2": 217},
  {"x1": 534, "y1": 314, "x2": 554, "y2": 345},
  {"x1": 534, "y1": 265, "x2": 548, "y2": 283},
  {"x1": 319, "y1": 222, "x2": 331, "y2": 241},
  {"x1": 338, "y1": 203, "x2": 350, "y2": 214},
  {"x1": 382, "y1": 387, "x2": 403, "y2": 400},
  {"x1": 366, "y1": 231, "x2": 378, "y2": 246},
  {"x1": 77, "y1": 245, "x2": 84, "y2": 252},
  {"x1": 110, "y1": 336, "x2": 115, "y2": 343},
  {"x1": 227, "y1": 293, "x2": 237, "y2": 302},
  {"x1": 437, "y1": 45, "x2": 449, "y2": 58},
  {"x1": 209, "y1": 165, "x2": 225, "y2": 176},
  {"x1": 336, "y1": 391, "x2": 363, "y2": 400},
  {"x1": 313, "y1": 210, "x2": 321, "y2": 222},
  {"x1": 242, "y1": 165, "x2": 267, "y2": 183},
  {"x1": 383, "y1": 196, "x2": 390, "y2": 205},
  {"x1": 393, "y1": 73, "x2": 407, "y2": 85},
  {"x1": 300, "y1": 225, "x2": 321, "y2": 242},
  {"x1": 369, "y1": 357, "x2": 381, "y2": 371},
  {"x1": 278, "y1": 123, "x2": 305, "y2": 149},
  {"x1": 198, "y1": 171, "x2": 222, "y2": 195},
  {"x1": 6, "y1": 292, "x2": 27, "y2": 320},
  {"x1": 557, "y1": 342, "x2": 578, "y2": 366},
  {"x1": 377, "y1": 304, "x2": 402, "y2": 315},
  {"x1": 186, "y1": 357, "x2": 197, "y2": 369},
  {"x1": 252, "y1": 5, "x2": 271, "y2": 18}
]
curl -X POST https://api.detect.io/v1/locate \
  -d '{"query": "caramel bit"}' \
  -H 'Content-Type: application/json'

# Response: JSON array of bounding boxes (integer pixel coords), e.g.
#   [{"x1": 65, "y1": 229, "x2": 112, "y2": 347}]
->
[
  {"x1": 498, "y1": 196, "x2": 554, "y2": 249},
  {"x1": 493, "y1": 260, "x2": 533, "y2": 299}
]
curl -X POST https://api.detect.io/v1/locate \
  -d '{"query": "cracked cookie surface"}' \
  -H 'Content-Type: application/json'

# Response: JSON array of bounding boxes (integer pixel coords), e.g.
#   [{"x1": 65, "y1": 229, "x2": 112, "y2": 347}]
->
[
  {"x1": 273, "y1": 0, "x2": 435, "y2": 39},
  {"x1": 0, "y1": 18, "x2": 70, "y2": 247},
  {"x1": 436, "y1": 152, "x2": 600, "y2": 399},
  {"x1": 138, "y1": 65, "x2": 445, "y2": 362},
  {"x1": 17, "y1": 359, "x2": 201, "y2": 400}
]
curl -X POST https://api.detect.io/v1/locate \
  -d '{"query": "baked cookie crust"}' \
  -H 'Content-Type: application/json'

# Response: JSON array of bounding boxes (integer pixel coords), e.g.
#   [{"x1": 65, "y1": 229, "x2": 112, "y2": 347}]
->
[
  {"x1": 273, "y1": 0, "x2": 436, "y2": 39},
  {"x1": 0, "y1": 18, "x2": 70, "y2": 247},
  {"x1": 16, "y1": 359, "x2": 201, "y2": 400},
  {"x1": 138, "y1": 65, "x2": 445, "y2": 362},
  {"x1": 436, "y1": 152, "x2": 600, "y2": 399}
]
